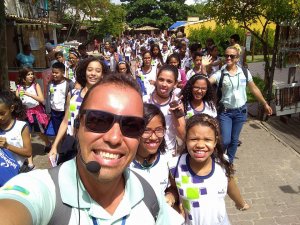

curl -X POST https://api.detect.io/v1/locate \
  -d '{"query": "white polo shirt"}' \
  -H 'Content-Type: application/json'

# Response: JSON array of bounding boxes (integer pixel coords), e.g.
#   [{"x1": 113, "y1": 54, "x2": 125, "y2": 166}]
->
[{"x1": 0, "y1": 158, "x2": 172, "y2": 225}]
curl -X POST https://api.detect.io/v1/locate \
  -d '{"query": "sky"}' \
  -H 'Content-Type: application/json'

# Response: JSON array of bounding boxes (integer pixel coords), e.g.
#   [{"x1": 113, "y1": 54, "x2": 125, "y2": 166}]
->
[{"x1": 110, "y1": 0, "x2": 198, "y2": 5}]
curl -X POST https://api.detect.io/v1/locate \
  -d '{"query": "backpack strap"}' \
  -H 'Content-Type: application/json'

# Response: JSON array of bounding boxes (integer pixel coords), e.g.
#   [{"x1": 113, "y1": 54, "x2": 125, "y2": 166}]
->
[
  {"x1": 130, "y1": 170, "x2": 160, "y2": 221},
  {"x1": 217, "y1": 69, "x2": 225, "y2": 103},
  {"x1": 48, "y1": 165, "x2": 72, "y2": 225},
  {"x1": 241, "y1": 67, "x2": 249, "y2": 83}
]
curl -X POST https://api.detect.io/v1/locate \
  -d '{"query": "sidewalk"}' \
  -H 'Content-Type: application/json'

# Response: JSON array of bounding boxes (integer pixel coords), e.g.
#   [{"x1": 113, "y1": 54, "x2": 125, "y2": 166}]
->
[{"x1": 226, "y1": 119, "x2": 300, "y2": 225}]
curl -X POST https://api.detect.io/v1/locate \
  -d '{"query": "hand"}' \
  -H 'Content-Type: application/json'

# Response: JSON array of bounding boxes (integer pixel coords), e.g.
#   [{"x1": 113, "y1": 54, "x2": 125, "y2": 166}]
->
[
  {"x1": 165, "y1": 192, "x2": 176, "y2": 206},
  {"x1": 201, "y1": 55, "x2": 213, "y2": 66},
  {"x1": 263, "y1": 103, "x2": 273, "y2": 116},
  {"x1": 48, "y1": 146, "x2": 58, "y2": 158},
  {"x1": 0, "y1": 137, "x2": 8, "y2": 148},
  {"x1": 149, "y1": 80, "x2": 156, "y2": 85},
  {"x1": 236, "y1": 201, "x2": 250, "y2": 211}
]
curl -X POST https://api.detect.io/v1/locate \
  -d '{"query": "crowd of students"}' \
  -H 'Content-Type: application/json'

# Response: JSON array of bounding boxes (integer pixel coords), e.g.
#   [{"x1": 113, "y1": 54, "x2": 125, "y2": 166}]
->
[{"x1": 0, "y1": 32, "x2": 274, "y2": 224}]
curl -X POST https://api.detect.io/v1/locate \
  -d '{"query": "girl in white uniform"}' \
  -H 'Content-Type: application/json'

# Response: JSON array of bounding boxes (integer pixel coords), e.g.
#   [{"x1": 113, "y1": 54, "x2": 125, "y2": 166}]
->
[
  {"x1": 0, "y1": 91, "x2": 32, "y2": 182},
  {"x1": 129, "y1": 103, "x2": 184, "y2": 225},
  {"x1": 168, "y1": 114, "x2": 249, "y2": 225},
  {"x1": 143, "y1": 65, "x2": 186, "y2": 160}
]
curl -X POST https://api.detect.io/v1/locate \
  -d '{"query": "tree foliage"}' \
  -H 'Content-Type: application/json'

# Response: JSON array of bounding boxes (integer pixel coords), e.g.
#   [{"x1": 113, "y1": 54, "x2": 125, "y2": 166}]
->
[
  {"x1": 87, "y1": 4, "x2": 126, "y2": 39},
  {"x1": 121, "y1": 0, "x2": 191, "y2": 30}
]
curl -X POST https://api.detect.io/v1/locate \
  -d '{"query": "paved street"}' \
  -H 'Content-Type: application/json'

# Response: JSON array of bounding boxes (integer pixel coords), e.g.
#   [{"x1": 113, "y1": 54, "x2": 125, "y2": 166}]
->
[{"x1": 226, "y1": 119, "x2": 300, "y2": 225}]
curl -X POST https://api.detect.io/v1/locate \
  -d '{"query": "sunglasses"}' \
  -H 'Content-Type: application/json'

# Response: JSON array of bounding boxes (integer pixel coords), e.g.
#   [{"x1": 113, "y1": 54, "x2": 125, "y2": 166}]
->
[
  {"x1": 224, "y1": 54, "x2": 237, "y2": 59},
  {"x1": 81, "y1": 109, "x2": 146, "y2": 138}
]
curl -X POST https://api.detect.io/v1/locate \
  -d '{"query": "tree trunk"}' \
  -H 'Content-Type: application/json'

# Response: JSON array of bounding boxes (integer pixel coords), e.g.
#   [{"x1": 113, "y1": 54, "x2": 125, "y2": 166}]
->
[
  {"x1": 0, "y1": 0, "x2": 8, "y2": 90},
  {"x1": 268, "y1": 24, "x2": 280, "y2": 102}
]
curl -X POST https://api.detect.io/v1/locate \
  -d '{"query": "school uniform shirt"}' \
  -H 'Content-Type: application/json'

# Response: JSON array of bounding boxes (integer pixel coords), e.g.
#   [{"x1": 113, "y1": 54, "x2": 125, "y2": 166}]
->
[
  {"x1": 212, "y1": 66, "x2": 253, "y2": 109},
  {"x1": 169, "y1": 154, "x2": 230, "y2": 225},
  {"x1": 161, "y1": 50, "x2": 171, "y2": 64},
  {"x1": 0, "y1": 158, "x2": 172, "y2": 225},
  {"x1": 49, "y1": 80, "x2": 67, "y2": 111},
  {"x1": 185, "y1": 101, "x2": 217, "y2": 119},
  {"x1": 67, "y1": 89, "x2": 83, "y2": 136},
  {"x1": 18, "y1": 84, "x2": 39, "y2": 109},
  {"x1": 129, "y1": 153, "x2": 170, "y2": 194},
  {"x1": 0, "y1": 120, "x2": 27, "y2": 166},
  {"x1": 186, "y1": 68, "x2": 201, "y2": 80},
  {"x1": 135, "y1": 67, "x2": 157, "y2": 96}
]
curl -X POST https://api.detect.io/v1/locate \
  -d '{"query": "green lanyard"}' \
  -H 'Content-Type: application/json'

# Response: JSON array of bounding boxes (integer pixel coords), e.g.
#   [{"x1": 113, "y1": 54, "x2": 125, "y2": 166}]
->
[{"x1": 228, "y1": 73, "x2": 240, "y2": 90}]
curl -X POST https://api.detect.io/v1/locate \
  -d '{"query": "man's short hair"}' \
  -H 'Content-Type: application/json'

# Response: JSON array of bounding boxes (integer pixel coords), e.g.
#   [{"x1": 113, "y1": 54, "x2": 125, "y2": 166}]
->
[
  {"x1": 79, "y1": 73, "x2": 141, "y2": 115},
  {"x1": 78, "y1": 44, "x2": 86, "y2": 51},
  {"x1": 54, "y1": 51, "x2": 64, "y2": 58},
  {"x1": 52, "y1": 61, "x2": 65, "y2": 72}
]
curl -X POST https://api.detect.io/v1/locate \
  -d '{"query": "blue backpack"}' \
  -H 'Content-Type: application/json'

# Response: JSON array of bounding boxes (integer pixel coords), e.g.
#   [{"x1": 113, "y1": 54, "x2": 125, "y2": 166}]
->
[{"x1": 0, "y1": 148, "x2": 20, "y2": 187}]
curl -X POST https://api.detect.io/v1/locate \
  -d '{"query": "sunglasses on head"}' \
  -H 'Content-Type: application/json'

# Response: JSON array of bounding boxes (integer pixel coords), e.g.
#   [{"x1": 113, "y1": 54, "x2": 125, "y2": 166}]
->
[
  {"x1": 224, "y1": 54, "x2": 237, "y2": 59},
  {"x1": 81, "y1": 109, "x2": 146, "y2": 138}
]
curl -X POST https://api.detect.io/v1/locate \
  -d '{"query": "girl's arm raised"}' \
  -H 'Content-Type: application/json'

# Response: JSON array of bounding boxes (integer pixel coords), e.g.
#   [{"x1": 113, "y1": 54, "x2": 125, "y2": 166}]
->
[{"x1": 227, "y1": 177, "x2": 250, "y2": 211}]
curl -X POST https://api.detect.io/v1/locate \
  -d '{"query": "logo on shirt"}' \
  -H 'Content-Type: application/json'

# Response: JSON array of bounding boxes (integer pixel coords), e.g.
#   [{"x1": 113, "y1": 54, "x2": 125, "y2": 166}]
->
[
  {"x1": 2, "y1": 185, "x2": 30, "y2": 196},
  {"x1": 218, "y1": 189, "x2": 225, "y2": 195}
]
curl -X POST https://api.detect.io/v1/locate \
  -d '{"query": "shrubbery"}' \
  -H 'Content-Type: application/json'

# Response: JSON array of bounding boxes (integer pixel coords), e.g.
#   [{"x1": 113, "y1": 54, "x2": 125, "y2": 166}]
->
[{"x1": 187, "y1": 23, "x2": 274, "y2": 55}]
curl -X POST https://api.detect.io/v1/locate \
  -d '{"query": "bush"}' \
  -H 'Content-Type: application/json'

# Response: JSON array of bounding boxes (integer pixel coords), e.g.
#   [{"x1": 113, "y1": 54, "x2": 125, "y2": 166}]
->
[
  {"x1": 188, "y1": 24, "x2": 275, "y2": 55},
  {"x1": 188, "y1": 23, "x2": 245, "y2": 55},
  {"x1": 246, "y1": 76, "x2": 265, "y2": 103}
]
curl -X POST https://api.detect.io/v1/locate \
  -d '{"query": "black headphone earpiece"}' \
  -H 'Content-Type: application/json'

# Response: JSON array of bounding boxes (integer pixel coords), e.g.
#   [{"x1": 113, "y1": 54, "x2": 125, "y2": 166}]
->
[{"x1": 74, "y1": 117, "x2": 80, "y2": 129}]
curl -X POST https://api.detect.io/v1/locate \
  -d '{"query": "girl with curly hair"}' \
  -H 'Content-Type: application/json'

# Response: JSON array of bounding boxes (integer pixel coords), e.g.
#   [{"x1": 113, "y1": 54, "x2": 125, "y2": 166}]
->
[{"x1": 181, "y1": 74, "x2": 217, "y2": 118}]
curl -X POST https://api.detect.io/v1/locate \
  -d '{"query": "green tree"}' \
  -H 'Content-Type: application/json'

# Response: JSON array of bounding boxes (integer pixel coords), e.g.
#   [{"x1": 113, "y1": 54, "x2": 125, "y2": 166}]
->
[
  {"x1": 57, "y1": 0, "x2": 110, "y2": 41},
  {"x1": 88, "y1": 4, "x2": 126, "y2": 39},
  {"x1": 206, "y1": 0, "x2": 300, "y2": 104},
  {"x1": 121, "y1": 0, "x2": 191, "y2": 30}
]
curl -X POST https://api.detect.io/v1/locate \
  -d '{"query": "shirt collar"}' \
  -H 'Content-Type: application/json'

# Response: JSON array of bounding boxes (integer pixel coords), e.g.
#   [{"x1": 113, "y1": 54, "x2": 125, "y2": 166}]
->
[{"x1": 59, "y1": 159, "x2": 144, "y2": 210}]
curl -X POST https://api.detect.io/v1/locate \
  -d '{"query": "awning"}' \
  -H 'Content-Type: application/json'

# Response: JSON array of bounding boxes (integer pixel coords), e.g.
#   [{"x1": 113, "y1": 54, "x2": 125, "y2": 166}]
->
[
  {"x1": 134, "y1": 26, "x2": 159, "y2": 31},
  {"x1": 168, "y1": 21, "x2": 186, "y2": 31}
]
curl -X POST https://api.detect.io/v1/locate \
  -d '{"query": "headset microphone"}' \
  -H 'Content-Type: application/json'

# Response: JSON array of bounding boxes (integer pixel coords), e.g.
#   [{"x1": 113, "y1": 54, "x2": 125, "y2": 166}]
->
[{"x1": 79, "y1": 154, "x2": 101, "y2": 173}]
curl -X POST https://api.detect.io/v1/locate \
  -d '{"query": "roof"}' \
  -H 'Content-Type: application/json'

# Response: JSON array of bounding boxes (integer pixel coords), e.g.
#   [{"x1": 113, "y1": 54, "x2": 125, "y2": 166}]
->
[
  {"x1": 168, "y1": 21, "x2": 187, "y2": 31},
  {"x1": 134, "y1": 26, "x2": 159, "y2": 31},
  {"x1": 6, "y1": 14, "x2": 62, "y2": 27}
]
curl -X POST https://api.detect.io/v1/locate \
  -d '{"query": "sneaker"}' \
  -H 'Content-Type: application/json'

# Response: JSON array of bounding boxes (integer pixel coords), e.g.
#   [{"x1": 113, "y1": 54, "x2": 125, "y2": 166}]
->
[{"x1": 44, "y1": 143, "x2": 52, "y2": 153}]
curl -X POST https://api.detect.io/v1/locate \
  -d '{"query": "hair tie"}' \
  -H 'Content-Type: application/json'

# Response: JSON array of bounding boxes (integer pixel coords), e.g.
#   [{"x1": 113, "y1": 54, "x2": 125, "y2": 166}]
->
[{"x1": 69, "y1": 51, "x2": 80, "y2": 58}]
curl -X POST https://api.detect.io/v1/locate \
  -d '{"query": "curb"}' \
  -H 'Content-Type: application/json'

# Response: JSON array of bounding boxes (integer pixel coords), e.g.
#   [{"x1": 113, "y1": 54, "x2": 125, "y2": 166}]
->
[{"x1": 256, "y1": 120, "x2": 300, "y2": 158}]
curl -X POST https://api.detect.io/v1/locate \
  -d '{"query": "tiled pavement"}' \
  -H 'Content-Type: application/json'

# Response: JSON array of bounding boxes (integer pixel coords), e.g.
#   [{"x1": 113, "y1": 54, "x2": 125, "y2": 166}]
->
[{"x1": 226, "y1": 119, "x2": 300, "y2": 225}]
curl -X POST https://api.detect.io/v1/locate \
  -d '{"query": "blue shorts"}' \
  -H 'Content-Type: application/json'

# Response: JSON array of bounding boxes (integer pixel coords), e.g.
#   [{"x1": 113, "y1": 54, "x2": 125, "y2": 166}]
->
[{"x1": 50, "y1": 109, "x2": 65, "y2": 135}]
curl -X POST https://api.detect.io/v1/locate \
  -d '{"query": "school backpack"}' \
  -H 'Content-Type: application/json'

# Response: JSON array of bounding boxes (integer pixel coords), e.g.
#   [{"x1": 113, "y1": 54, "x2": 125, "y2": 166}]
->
[{"x1": 47, "y1": 165, "x2": 160, "y2": 224}]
